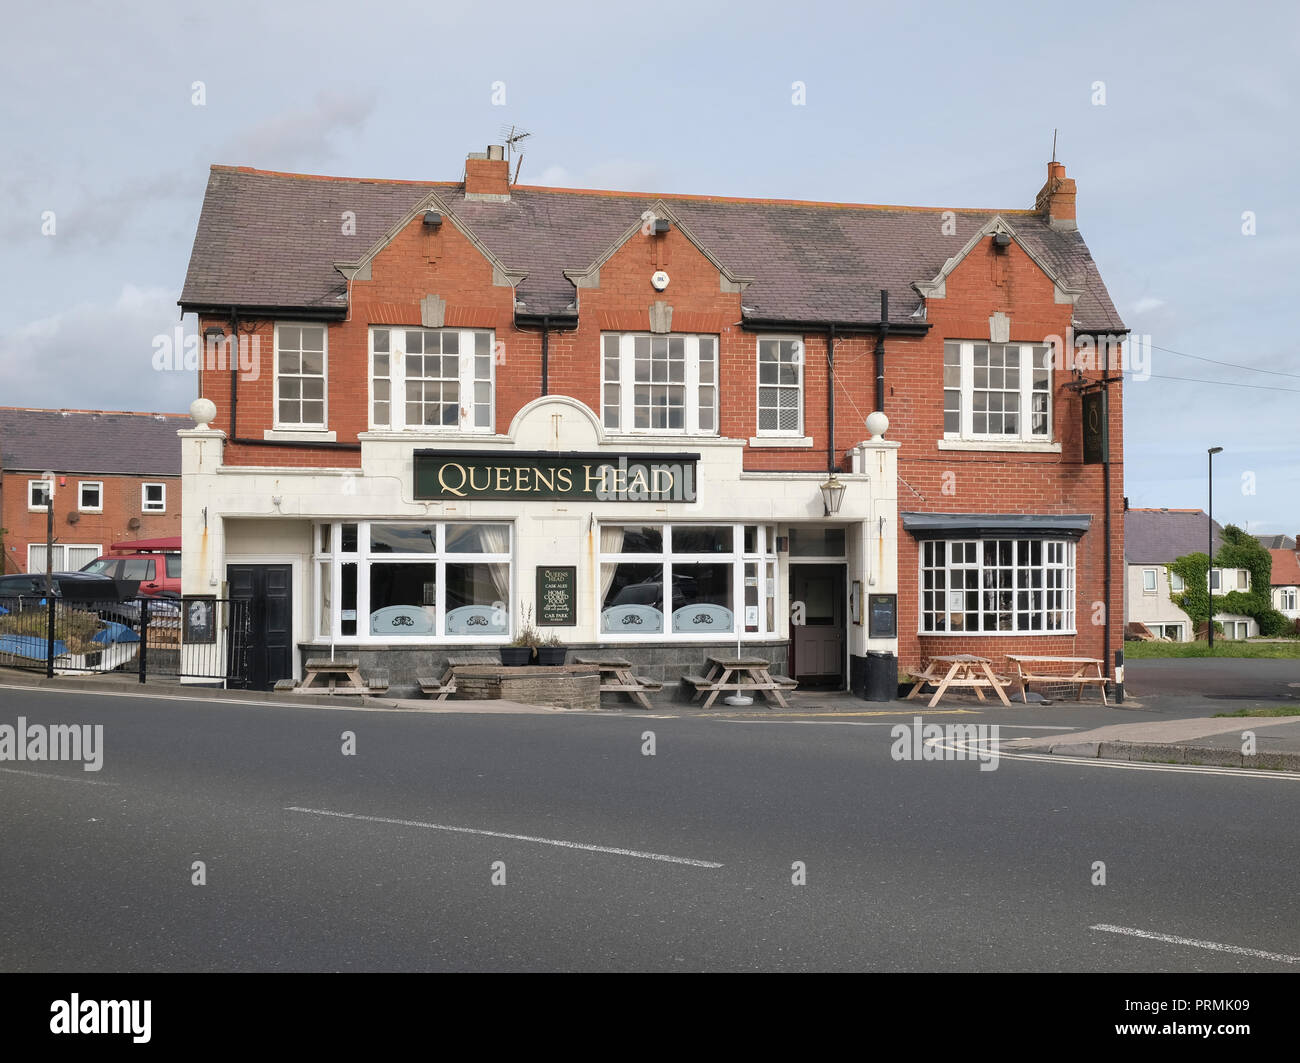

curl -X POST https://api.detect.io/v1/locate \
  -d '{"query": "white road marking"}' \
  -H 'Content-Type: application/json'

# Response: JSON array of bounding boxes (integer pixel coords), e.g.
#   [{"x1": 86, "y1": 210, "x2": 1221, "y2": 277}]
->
[
  {"x1": 938, "y1": 738, "x2": 1300, "y2": 780},
  {"x1": 286, "y1": 806, "x2": 724, "y2": 868},
  {"x1": 0, "y1": 766, "x2": 116, "y2": 786},
  {"x1": 1091, "y1": 924, "x2": 1300, "y2": 965}
]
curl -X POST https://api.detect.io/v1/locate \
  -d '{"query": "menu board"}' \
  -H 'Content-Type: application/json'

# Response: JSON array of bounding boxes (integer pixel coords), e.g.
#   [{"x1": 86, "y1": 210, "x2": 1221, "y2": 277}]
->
[{"x1": 536, "y1": 566, "x2": 577, "y2": 626}]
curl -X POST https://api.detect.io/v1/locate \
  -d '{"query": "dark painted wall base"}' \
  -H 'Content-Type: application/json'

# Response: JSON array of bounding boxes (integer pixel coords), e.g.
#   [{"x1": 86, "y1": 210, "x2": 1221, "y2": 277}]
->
[{"x1": 296, "y1": 640, "x2": 791, "y2": 703}]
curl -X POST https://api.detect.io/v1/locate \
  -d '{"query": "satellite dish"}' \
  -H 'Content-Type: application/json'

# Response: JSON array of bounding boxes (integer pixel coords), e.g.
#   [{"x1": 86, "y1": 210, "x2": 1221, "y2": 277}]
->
[
  {"x1": 66, "y1": 510, "x2": 80, "y2": 525},
  {"x1": 128, "y1": 517, "x2": 142, "y2": 531}
]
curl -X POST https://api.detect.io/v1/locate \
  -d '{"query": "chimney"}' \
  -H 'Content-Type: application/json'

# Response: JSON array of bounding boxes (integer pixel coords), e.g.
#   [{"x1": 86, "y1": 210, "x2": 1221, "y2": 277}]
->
[
  {"x1": 465, "y1": 144, "x2": 510, "y2": 201},
  {"x1": 1034, "y1": 160, "x2": 1077, "y2": 231}
]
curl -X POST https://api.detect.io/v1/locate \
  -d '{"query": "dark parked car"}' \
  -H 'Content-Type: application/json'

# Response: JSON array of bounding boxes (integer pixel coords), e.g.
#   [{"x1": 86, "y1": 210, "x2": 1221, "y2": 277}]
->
[{"x1": 0, "y1": 572, "x2": 142, "y2": 626}]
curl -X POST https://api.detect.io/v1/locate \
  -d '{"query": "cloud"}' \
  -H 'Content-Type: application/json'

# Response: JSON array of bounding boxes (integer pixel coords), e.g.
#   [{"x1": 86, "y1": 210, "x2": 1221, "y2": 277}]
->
[
  {"x1": 216, "y1": 90, "x2": 376, "y2": 170},
  {"x1": 528, "y1": 159, "x2": 664, "y2": 192},
  {"x1": 0, "y1": 286, "x2": 194, "y2": 413},
  {"x1": 1132, "y1": 296, "x2": 1165, "y2": 314}
]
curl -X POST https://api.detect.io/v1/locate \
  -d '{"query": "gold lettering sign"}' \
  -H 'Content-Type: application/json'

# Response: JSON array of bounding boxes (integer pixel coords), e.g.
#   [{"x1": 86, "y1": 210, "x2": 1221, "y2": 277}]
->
[{"x1": 414, "y1": 452, "x2": 698, "y2": 503}]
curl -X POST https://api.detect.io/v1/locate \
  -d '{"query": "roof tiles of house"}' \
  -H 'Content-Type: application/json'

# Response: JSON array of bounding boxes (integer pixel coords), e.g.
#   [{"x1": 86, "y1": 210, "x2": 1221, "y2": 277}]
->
[
  {"x1": 180, "y1": 166, "x2": 1126, "y2": 330},
  {"x1": 1255, "y1": 533, "x2": 1297, "y2": 550},
  {"x1": 1269, "y1": 549, "x2": 1300, "y2": 587},
  {"x1": 1124, "y1": 508, "x2": 1224, "y2": 564},
  {"x1": 0, "y1": 409, "x2": 188, "y2": 477}
]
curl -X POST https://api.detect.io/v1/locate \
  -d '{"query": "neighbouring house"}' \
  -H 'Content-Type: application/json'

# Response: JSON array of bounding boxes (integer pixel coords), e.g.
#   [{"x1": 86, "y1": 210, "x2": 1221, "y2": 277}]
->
[
  {"x1": 0, "y1": 408, "x2": 186, "y2": 576},
  {"x1": 1254, "y1": 533, "x2": 1296, "y2": 550},
  {"x1": 1124, "y1": 507, "x2": 1256, "y2": 641},
  {"x1": 1268, "y1": 547, "x2": 1300, "y2": 625},
  {"x1": 178, "y1": 148, "x2": 1126, "y2": 693}
]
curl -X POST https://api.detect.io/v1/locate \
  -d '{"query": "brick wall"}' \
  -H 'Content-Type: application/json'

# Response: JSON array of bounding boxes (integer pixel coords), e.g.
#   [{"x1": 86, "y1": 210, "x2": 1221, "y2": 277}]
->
[{"x1": 0, "y1": 471, "x2": 180, "y2": 574}]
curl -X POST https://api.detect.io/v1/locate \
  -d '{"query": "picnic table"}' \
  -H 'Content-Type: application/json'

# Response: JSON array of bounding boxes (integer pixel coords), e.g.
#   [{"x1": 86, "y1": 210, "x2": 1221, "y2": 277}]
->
[
  {"x1": 297, "y1": 657, "x2": 377, "y2": 694},
  {"x1": 417, "y1": 652, "x2": 500, "y2": 700},
  {"x1": 905, "y1": 654, "x2": 1012, "y2": 708},
  {"x1": 573, "y1": 655, "x2": 663, "y2": 710},
  {"x1": 1005, "y1": 655, "x2": 1109, "y2": 705},
  {"x1": 682, "y1": 656, "x2": 798, "y2": 710}
]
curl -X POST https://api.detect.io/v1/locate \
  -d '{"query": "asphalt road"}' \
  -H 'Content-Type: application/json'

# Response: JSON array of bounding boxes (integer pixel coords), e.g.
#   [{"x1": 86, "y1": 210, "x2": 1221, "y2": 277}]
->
[
  {"x1": 1, "y1": 684, "x2": 1298, "y2": 972},
  {"x1": 1125, "y1": 657, "x2": 1300, "y2": 703}
]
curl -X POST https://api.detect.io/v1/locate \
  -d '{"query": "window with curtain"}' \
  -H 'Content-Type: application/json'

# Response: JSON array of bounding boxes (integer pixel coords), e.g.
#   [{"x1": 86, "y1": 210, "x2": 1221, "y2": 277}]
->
[
  {"x1": 598, "y1": 523, "x2": 778, "y2": 637},
  {"x1": 314, "y1": 521, "x2": 511, "y2": 640}
]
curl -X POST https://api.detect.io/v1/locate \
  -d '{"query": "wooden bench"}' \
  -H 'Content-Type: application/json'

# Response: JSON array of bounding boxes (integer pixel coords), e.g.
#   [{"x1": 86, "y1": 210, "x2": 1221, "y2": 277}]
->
[
  {"x1": 1005, "y1": 655, "x2": 1109, "y2": 706},
  {"x1": 417, "y1": 652, "x2": 500, "y2": 700},
  {"x1": 573, "y1": 655, "x2": 662, "y2": 710},
  {"x1": 904, "y1": 655, "x2": 1013, "y2": 708},
  {"x1": 684, "y1": 657, "x2": 796, "y2": 709}
]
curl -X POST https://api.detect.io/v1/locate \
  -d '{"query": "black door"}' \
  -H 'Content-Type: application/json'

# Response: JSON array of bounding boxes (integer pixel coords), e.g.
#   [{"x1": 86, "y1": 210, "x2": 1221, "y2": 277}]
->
[{"x1": 227, "y1": 564, "x2": 293, "y2": 690}]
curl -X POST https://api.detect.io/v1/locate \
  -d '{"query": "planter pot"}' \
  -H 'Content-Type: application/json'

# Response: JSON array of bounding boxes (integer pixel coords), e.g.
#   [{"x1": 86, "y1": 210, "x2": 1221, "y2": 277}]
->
[
  {"x1": 536, "y1": 646, "x2": 566, "y2": 667},
  {"x1": 500, "y1": 646, "x2": 533, "y2": 666}
]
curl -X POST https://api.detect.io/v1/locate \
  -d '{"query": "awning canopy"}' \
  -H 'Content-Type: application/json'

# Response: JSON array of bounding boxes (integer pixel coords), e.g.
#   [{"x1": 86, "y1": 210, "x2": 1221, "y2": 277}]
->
[{"x1": 901, "y1": 513, "x2": 1093, "y2": 540}]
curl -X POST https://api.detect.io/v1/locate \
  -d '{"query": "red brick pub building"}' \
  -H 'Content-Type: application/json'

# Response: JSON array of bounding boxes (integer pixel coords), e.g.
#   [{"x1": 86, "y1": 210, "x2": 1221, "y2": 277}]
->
[{"x1": 179, "y1": 147, "x2": 1124, "y2": 695}]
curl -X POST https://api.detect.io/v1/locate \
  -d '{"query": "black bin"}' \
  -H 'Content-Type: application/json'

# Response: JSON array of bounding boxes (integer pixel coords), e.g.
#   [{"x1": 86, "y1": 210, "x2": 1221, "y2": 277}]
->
[{"x1": 864, "y1": 650, "x2": 897, "y2": 703}]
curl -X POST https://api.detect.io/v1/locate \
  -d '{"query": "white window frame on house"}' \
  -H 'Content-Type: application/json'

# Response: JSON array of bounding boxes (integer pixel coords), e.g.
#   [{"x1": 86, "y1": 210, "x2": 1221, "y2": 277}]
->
[
  {"x1": 27, "y1": 478, "x2": 53, "y2": 511},
  {"x1": 78, "y1": 481, "x2": 104, "y2": 513},
  {"x1": 274, "y1": 322, "x2": 328, "y2": 430},
  {"x1": 1170, "y1": 571, "x2": 1185, "y2": 592},
  {"x1": 597, "y1": 523, "x2": 779, "y2": 640},
  {"x1": 600, "y1": 333, "x2": 718, "y2": 435},
  {"x1": 919, "y1": 537, "x2": 1076, "y2": 634},
  {"x1": 27, "y1": 543, "x2": 102, "y2": 574},
  {"x1": 1142, "y1": 568, "x2": 1158, "y2": 593},
  {"x1": 368, "y1": 327, "x2": 495, "y2": 433},
  {"x1": 313, "y1": 521, "x2": 512, "y2": 643},
  {"x1": 943, "y1": 341, "x2": 1052, "y2": 442},
  {"x1": 1209, "y1": 569, "x2": 1222, "y2": 591},
  {"x1": 142, "y1": 483, "x2": 166, "y2": 513},
  {"x1": 756, "y1": 336, "x2": 804, "y2": 437},
  {"x1": 1279, "y1": 588, "x2": 1298, "y2": 611}
]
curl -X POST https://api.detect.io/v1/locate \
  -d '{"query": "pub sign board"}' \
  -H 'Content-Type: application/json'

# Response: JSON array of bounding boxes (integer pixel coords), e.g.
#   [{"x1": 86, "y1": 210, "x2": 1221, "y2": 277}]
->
[
  {"x1": 536, "y1": 565, "x2": 577, "y2": 626},
  {"x1": 1082, "y1": 389, "x2": 1109, "y2": 465},
  {"x1": 868, "y1": 594, "x2": 897, "y2": 639},
  {"x1": 414, "y1": 451, "x2": 698, "y2": 503}
]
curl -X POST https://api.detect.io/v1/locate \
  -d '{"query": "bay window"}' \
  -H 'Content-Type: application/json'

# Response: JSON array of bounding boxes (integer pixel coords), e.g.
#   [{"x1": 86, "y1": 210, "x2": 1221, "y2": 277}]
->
[
  {"x1": 920, "y1": 537, "x2": 1075, "y2": 633},
  {"x1": 943, "y1": 341, "x2": 1052, "y2": 441},
  {"x1": 601, "y1": 333, "x2": 718, "y2": 434},
  {"x1": 599, "y1": 523, "x2": 778, "y2": 637},
  {"x1": 369, "y1": 327, "x2": 494, "y2": 432},
  {"x1": 314, "y1": 521, "x2": 511, "y2": 641}
]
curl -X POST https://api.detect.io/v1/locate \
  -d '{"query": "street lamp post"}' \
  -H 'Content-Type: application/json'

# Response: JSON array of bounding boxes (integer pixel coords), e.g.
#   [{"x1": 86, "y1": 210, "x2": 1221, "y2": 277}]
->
[
  {"x1": 1207, "y1": 447, "x2": 1223, "y2": 648},
  {"x1": 42, "y1": 471, "x2": 55, "y2": 678}
]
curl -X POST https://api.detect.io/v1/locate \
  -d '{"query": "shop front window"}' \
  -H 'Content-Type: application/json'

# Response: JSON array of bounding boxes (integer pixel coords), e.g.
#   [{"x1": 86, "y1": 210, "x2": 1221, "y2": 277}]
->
[
  {"x1": 313, "y1": 522, "x2": 511, "y2": 640},
  {"x1": 599, "y1": 523, "x2": 778, "y2": 638}
]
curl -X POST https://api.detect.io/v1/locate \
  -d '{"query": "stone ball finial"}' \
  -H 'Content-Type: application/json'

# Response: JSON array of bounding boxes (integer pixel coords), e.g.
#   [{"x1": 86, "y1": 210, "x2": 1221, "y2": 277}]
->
[
  {"x1": 190, "y1": 397, "x2": 217, "y2": 430},
  {"x1": 865, "y1": 411, "x2": 889, "y2": 440}
]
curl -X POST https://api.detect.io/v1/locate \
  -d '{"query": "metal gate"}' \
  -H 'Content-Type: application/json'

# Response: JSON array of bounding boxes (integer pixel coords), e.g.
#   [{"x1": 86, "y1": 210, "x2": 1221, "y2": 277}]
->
[{"x1": 0, "y1": 594, "x2": 252, "y2": 686}]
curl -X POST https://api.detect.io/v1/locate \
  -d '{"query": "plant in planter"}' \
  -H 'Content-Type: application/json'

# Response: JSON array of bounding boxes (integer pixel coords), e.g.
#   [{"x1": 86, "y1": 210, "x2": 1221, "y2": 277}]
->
[
  {"x1": 536, "y1": 630, "x2": 566, "y2": 667},
  {"x1": 501, "y1": 605, "x2": 539, "y2": 666}
]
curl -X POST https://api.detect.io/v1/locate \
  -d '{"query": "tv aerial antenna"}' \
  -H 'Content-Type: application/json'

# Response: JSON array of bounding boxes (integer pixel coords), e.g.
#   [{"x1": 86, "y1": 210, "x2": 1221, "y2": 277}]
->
[{"x1": 500, "y1": 124, "x2": 532, "y2": 185}]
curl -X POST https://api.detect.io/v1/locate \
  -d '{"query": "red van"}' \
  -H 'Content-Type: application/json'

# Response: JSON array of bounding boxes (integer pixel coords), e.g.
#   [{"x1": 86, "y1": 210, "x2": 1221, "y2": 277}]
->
[{"x1": 80, "y1": 537, "x2": 181, "y2": 598}]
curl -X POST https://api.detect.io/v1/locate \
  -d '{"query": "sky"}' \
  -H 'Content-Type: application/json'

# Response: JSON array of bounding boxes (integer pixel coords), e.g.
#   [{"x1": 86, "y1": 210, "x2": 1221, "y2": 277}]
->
[{"x1": 1, "y1": 0, "x2": 1297, "y2": 536}]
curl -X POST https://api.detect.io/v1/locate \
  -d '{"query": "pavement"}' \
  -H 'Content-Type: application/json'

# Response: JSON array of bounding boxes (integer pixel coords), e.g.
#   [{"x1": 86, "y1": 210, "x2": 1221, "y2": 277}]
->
[{"x1": 3, "y1": 654, "x2": 1300, "y2": 771}]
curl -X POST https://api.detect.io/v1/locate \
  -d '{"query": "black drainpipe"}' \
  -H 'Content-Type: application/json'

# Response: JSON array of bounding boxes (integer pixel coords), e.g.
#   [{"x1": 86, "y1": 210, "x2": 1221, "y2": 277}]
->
[
  {"x1": 826, "y1": 325, "x2": 836, "y2": 473},
  {"x1": 874, "y1": 289, "x2": 889, "y2": 413}
]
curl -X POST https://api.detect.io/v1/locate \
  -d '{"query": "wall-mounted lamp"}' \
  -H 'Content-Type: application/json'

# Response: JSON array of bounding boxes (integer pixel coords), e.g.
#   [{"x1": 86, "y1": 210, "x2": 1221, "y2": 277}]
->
[
  {"x1": 203, "y1": 326, "x2": 225, "y2": 342},
  {"x1": 653, "y1": 219, "x2": 671, "y2": 235},
  {"x1": 820, "y1": 473, "x2": 846, "y2": 517},
  {"x1": 992, "y1": 232, "x2": 1012, "y2": 252},
  {"x1": 423, "y1": 211, "x2": 443, "y2": 228}
]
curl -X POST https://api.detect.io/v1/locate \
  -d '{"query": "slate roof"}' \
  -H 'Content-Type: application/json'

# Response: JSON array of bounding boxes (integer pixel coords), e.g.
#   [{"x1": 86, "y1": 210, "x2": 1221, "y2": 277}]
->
[
  {"x1": 1255, "y1": 533, "x2": 1297, "y2": 550},
  {"x1": 1124, "y1": 509, "x2": 1224, "y2": 564},
  {"x1": 180, "y1": 166, "x2": 1126, "y2": 330},
  {"x1": 0, "y1": 409, "x2": 188, "y2": 476},
  {"x1": 1269, "y1": 549, "x2": 1300, "y2": 587}
]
